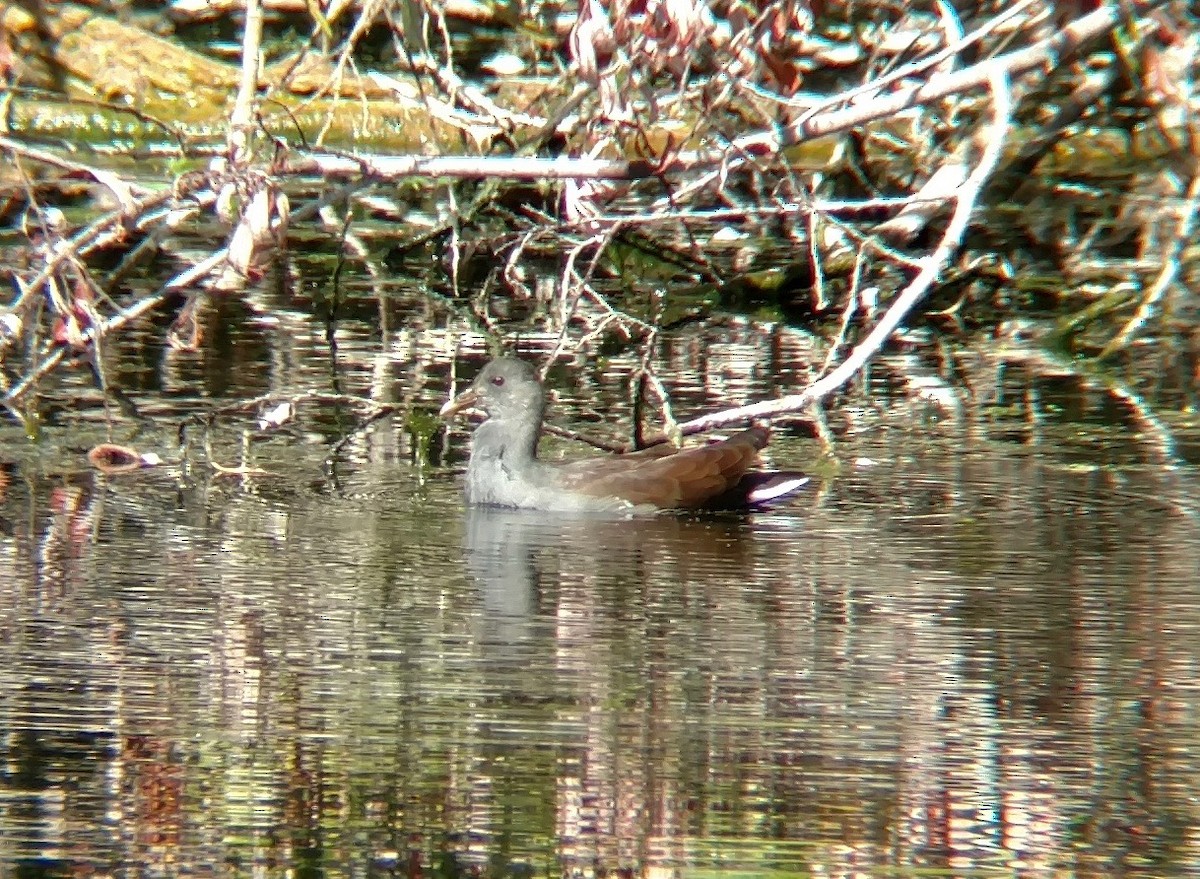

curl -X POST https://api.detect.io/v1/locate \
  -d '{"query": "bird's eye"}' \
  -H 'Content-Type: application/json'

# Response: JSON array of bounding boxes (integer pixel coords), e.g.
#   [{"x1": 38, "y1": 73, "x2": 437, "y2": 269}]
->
[{"x1": 490, "y1": 375, "x2": 505, "y2": 387}]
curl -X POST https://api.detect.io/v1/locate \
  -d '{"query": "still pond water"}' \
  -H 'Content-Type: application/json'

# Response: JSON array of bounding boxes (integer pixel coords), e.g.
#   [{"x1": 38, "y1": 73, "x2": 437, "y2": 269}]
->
[{"x1": 1, "y1": 287, "x2": 1199, "y2": 878}]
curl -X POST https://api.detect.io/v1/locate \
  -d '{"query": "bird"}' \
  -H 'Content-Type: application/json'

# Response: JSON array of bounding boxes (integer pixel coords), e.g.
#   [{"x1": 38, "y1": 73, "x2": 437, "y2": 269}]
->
[{"x1": 438, "y1": 357, "x2": 808, "y2": 514}]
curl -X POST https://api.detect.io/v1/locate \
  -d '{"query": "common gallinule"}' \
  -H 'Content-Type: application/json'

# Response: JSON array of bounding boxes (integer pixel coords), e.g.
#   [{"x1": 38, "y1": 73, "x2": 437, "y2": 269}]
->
[{"x1": 439, "y1": 357, "x2": 808, "y2": 514}]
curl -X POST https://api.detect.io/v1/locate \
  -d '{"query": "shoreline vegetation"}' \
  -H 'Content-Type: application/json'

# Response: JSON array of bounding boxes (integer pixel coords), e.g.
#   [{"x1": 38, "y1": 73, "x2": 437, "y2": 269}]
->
[{"x1": 0, "y1": 0, "x2": 1196, "y2": 467}]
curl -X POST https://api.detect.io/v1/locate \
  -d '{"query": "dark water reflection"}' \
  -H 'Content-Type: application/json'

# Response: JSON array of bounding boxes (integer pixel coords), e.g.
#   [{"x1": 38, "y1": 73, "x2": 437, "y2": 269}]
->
[{"x1": 1, "y1": 440, "x2": 1198, "y2": 878}]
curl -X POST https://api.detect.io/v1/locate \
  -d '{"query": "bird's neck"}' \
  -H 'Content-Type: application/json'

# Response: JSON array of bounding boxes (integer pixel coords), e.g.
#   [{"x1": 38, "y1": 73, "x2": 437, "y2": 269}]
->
[
  {"x1": 464, "y1": 409, "x2": 547, "y2": 506},
  {"x1": 472, "y1": 412, "x2": 542, "y2": 465}
]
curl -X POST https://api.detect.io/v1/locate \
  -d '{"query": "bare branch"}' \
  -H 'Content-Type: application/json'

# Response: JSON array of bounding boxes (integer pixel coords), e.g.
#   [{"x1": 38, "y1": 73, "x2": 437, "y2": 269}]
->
[
  {"x1": 677, "y1": 67, "x2": 1014, "y2": 435},
  {"x1": 228, "y1": 0, "x2": 265, "y2": 162}
]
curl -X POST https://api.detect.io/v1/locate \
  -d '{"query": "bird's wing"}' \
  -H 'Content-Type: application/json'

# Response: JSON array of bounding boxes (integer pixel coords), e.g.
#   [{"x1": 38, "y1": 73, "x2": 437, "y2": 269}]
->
[{"x1": 554, "y1": 427, "x2": 768, "y2": 509}]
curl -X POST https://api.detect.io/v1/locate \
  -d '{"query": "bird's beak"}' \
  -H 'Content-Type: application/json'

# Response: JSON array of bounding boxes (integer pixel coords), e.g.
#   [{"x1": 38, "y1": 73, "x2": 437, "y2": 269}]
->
[{"x1": 439, "y1": 386, "x2": 481, "y2": 419}]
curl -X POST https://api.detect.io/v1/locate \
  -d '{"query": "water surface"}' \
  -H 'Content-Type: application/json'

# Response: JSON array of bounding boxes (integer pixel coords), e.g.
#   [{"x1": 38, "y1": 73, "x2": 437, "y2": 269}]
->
[{"x1": 2, "y1": 406, "x2": 1197, "y2": 877}]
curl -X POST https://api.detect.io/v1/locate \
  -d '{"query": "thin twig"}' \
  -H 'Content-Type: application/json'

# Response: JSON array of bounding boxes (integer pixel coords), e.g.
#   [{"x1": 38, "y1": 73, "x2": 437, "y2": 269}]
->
[
  {"x1": 229, "y1": 0, "x2": 265, "y2": 161},
  {"x1": 1099, "y1": 170, "x2": 1200, "y2": 359}
]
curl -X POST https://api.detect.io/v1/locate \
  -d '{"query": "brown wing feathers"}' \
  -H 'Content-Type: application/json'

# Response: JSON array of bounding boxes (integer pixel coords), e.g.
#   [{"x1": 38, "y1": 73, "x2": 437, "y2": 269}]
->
[{"x1": 562, "y1": 428, "x2": 769, "y2": 509}]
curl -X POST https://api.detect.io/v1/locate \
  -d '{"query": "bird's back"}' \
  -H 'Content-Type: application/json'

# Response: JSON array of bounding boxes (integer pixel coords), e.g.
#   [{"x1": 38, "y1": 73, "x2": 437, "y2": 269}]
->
[{"x1": 553, "y1": 427, "x2": 769, "y2": 509}]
